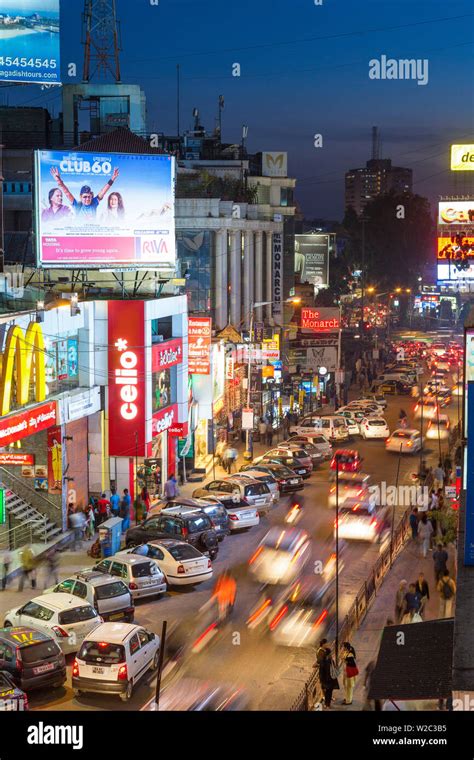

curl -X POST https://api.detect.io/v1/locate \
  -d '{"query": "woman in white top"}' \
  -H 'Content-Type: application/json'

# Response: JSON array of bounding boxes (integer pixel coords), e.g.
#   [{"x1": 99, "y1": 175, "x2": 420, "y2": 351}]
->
[{"x1": 101, "y1": 191, "x2": 126, "y2": 224}]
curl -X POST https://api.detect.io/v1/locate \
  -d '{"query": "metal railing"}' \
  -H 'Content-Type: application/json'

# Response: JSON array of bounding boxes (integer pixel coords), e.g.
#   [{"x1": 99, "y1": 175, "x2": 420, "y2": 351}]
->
[
  {"x1": 0, "y1": 515, "x2": 49, "y2": 551},
  {"x1": 0, "y1": 466, "x2": 61, "y2": 533},
  {"x1": 290, "y1": 507, "x2": 411, "y2": 711}
]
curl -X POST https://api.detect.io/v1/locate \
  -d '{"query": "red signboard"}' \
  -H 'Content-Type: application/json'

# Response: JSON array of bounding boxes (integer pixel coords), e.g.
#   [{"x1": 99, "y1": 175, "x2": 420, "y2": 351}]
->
[
  {"x1": 0, "y1": 401, "x2": 57, "y2": 448},
  {"x1": 152, "y1": 404, "x2": 179, "y2": 437},
  {"x1": 0, "y1": 453, "x2": 35, "y2": 466},
  {"x1": 152, "y1": 338, "x2": 183, "y2": 373},
  {"x1": 188, "y1": 317, "x2": 212, "y2": 374},
  {"x1": 108, "y1": 300, "x2": 146, "y2": 457},
  {"x1": 301, "y1": 307, "x2": 340, "y2": 332}
]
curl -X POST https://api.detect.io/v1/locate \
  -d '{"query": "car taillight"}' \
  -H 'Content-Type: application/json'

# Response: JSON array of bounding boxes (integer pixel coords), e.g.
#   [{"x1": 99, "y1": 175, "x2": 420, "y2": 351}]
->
[
  {"x1": 16, "y1": 652, "x2": 23, "y2": 671},
  {"x1": 129, "y1": 582, "x2": 138, "y2": 590},
  {"x1": 72, "y1": 659, "x2": 79, "y2": 677},
  {"x1": 118, "y1": 664, "x2": 128, "y2": 681},
  {"x1": 269, "y1": 605, "x2": 289, "y2": 631},
  {"x1": 370, "y1": 518, "x2": 378, "y2": 527},
  {"x1": 249, "y1": 546, "x2": 263, "y2": 564},
  {"x1": 52, "y1": 625, "x2": 69, "y2": 638},
  {"x1": 177, "y1": 564, "x2": 185, "y2": 574},
  {"x1": 207, "y1": 559, "x2": 212, "y2": 568},
  {"x1": 229, "y1": 514, "x2": 239, "y2": 521},
  {"x1": 182, "y1": 526, "x2": 188, "y2": 538}
]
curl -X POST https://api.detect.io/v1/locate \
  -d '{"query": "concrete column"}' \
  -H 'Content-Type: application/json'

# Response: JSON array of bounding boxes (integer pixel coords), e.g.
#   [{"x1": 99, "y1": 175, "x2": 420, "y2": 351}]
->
[
  {"x1": 230, "y1": 230, "x2": 241, "y2": 328},
  {"x1": 215, "y1": 229, "x2": 228, "y2": 330},
  {"x1": 254, "y1": 231, "x2": 263, "y2": 322},
  {"x1": 243, "y1": 231, "x2": 254, "y2": 329},
  {"x1": 266, "y1": 231, "x2": 273, "y2": 322}
]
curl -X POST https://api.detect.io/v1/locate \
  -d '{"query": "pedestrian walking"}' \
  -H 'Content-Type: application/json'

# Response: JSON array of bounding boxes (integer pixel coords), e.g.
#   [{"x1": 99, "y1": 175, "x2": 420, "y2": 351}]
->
[
  {"x1": 363, "y1": 660, "x2": 382, "y2": 711},
  {"x1": 341, "y1": 642, "x2": 358, "y2": 705},
  {"x1": 1, "y1": 549, "x2": 12, "y2": 590},
  {"x1": 164, "y1": 474, "x2": 179, "y2": 500},
  {"x1": 394, "y1": 579, "x2": 408, "y2": 623},
  {"x1": 402, "y1": 583, "x2": 422, "y2": 623},
  {"x1": 315, "y1": 638, "x2": 329, "y2": 666},
  {"x1": 97, "y1": 493, "x2": 111, "y2": 526},
  {"x1": 319, "y1": 647, "x2": 340, "y2": 709},
  {"x1": 70, "y1": 509, "x2": 86, "y2": 551},
  {"x1": 437, "y1": 570, "x2": 456, "y2": 618},
  {"x1": 120, "y1": 490, "x2": 131, "y2": 533},
  {"x1": 258, "y1": 418, "x2": 267, "y2": 442},
  {"x1": 44, "y1": 548, "x2": 59, "y2": 588},
  {"x1": 433, "y1": 462, "x2": 445, "y2": 493},
  {"x1": 409, "y1": 507, "x2": 419, "y2": 540},
  {"x1": 85, "y1": 504, "x2": 95, "y2": 539},
  {"x1": 414, "y1": 572, "x2": 430, "y2": 615},
  {"x1": 140, "y1": 486, "x2": 151, "y2": 520},
  {"x1": 266, "y1": 421, "x2": 274, "y2": 447},
  {"x1": 223, "y1": 446, "x2": 238, "y2": 474},
  {"x1": 110, "y1": 487, "x2": 120, "y2": 517},
  {"x1": 443, "y1": 455, "x2": 452, "y2": 485},
  {"x1": 433, "y1": 543, "x2": 449, "y2": 583},
  {"x1": 418, "y1": 514, "x2": 434, "y2": 557},
  {"x1": 430, "y1": 490, "x2": 439, "y2": 512},
  {"x1": 18, "y1": 545, "x2": 38, "y2": 591},
  {"x1": 215, "y1": 439, "x2": 226, "y2": 468}
]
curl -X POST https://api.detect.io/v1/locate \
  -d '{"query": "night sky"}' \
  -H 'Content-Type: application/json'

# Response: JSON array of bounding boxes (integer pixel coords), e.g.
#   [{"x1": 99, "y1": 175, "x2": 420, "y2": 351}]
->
[{"x1": 2, "y1": 0, "x2": 473, "y2": 219}]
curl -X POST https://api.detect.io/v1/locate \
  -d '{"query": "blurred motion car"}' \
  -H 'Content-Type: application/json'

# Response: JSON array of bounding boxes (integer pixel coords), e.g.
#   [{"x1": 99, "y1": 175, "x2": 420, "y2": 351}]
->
[
  {"x1": 414, "y1": 397, "x2": 439, "y2": 420},
  {"x1": 452, "y1": 380, "x2": 463, "y2": 397},
  {"x1": 0, "y1": 671, "x2": 28, "y2": 711},
  {"x1": 248, "y1": 526, "x2": 311, "y2": 585},
  {"x1": 268, "y1": 576, "x2": 337, "y2": 648},
  {"x1": 3, "y1": 594, "x2": 102, "y2": 655},
  {"x1": 118, "y1": 540, "x2": 212, "y2": 586},
  {"x1": 425, "y1": 414, "x2": 450, "y2": 441},
  {"x1": 327, "y1": 471, "x2": 371, "y2": 508},
  {"x1": 335, "y1": 498, "x2": 390, "y2": 543},
  {"x1": 329, "y1": 449, "x2": 363, "y2": 474},
  {"x1": 385, "y1": 429, "x2": 423, "y2": 454},
  {"x1": 142, "y1": 678, "x2": 248, "y2": 711}
]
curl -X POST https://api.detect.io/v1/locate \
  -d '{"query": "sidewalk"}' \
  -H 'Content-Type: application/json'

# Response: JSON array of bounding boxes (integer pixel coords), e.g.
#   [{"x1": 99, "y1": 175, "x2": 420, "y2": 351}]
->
[{"x1": 343, "y1": 537, "x2": 456, "y2": 711}]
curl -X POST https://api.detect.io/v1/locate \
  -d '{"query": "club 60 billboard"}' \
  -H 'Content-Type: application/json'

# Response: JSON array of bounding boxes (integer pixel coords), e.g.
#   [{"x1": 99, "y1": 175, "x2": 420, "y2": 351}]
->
[{"x1": 35, "y1": 150, "x2": 176, "y2": 269}]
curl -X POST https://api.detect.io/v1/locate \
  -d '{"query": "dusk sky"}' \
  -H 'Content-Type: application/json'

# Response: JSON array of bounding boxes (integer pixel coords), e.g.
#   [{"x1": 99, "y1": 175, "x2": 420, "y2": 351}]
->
[{"x1": 2, "y1": 0, "x2": 473, "y2": 219}]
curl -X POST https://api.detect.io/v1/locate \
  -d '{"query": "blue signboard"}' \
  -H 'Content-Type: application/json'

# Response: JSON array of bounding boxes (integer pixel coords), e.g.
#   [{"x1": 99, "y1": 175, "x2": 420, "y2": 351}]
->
[
  {"x1": 0, "y1": 2, "x2": 61, "y2": 85},
  {"x1": 464, "y1": 381, "x2": 474, "y2": 565}
]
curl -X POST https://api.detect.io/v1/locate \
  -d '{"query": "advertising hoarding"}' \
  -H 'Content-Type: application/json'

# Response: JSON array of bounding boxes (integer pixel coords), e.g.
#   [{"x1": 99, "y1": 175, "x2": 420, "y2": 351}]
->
[
  {"x1": 47, "y1": 425, "x2": 62, "y2": 494},
  {"x1": 438, "y1": 201, "x2": 474, "y2": 225},
  {"x1": 152, "y1": 338, "x2": 183, "y2": 373},
  {"x1": 35, "y1": 150, "x2": 175, "y2": 268},
  {"x1": 188, "y1": 317, "x2": 212, "y2": 375},
  {"x1": 108, "y1": 300, "x2": 146, "y2": 458},
  {"x1": 301, "y1": 307, "x2": 340, "y2": 332},
  {"x1": 290, "y1": 346, "x2": 338, "y2": 372},
  {"x1": 465, "y1": 381, "x2": 474, "y2": 565},
  {"x1": 262, "y1": 152, "x2": 287, "y2": 177},
  {"x1": 451, "y1": 145, "x2": 474, "y2": 171},
  {"x1": 0, "y1": 453, "x2": 34, "y2": 466},
  {"x1": 438, "y1": 262, "x2": 474, "y2": 282},
  {"x1": 0, "y1": 401, "x2": 56, "y2": 447},
  {"x1": 272, "y1": 232, "x2": 283, "y2": 324},
  {"x1": 0, "y1": 1, "x2": 60, "y2": 85},
  {"x1": 295, "y1": 234, "x2": 330, "y2": 288},
  {"x1": 437, "y1": 236, "x2": 474, "y2": 260}
]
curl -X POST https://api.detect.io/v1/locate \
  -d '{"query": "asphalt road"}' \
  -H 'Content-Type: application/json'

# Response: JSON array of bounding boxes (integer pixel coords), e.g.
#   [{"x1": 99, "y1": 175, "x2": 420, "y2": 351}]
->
[{"x1": 20, "y1": 355, "x2": 461, "y2": 712}]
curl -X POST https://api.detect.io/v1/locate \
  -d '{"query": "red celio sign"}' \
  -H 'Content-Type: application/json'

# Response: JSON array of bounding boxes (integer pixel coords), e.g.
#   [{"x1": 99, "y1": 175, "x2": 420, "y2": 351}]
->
[
  {"x1": 152, "y1": 338, "x2": 183, "y2": 373},
  {"x1": 108, "y1": 300, "x2": 146, "y2": 457},
  {"x1": 152, "y1": 404, "x2": 179, "y2": 436},
  {"x1": 301, "y1": 307, "x2": 340, "y2": 332}
]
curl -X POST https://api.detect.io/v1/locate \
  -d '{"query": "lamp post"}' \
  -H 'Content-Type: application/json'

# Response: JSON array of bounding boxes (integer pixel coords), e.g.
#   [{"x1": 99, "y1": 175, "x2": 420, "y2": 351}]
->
[{"x1": 335, "y1": 452, "x2": 340, "y2": 666}]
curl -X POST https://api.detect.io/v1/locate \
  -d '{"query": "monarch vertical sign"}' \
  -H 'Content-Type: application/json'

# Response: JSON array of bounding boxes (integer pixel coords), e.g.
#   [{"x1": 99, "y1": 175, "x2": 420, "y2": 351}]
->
[
  {"x1": 272, "y1": 232, "x2": 283, "y2": 326},
  {"x1": 108, "y1": 300, "x2": 146, "y2": 458}
]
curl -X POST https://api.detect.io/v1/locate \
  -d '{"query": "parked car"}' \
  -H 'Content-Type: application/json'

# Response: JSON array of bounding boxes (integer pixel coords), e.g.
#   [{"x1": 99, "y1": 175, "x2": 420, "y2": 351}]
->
[
  {"x1": 335, "y1": 498, "x2": 390, "y2": 543},
  {"x1": 192, "y1": 477, "x2": 273, "y2": 514},
  {"x1": 47, "y1": 572, "x2": 135, "y2": 623},
  {"x1": 271, "y1": 442, "x2": 321, "y2": 468},
  {"x1": 0, "y1": 671, "x2": 28, "y2": 711},
  {"x1": 385, "y1": 429, "x2": 423, "y2": 454},
  {"x1": 0, "y1": 627, "x2": 66, "y2": 691},
  {"x1": 72, "y1": 622, "x2": 160, "y2": 702},
  {"x1": 254, "y1": 453, "x2": 312, "y2": 479},
  {"x1": 290, "y1": 415, "x2": 349, "y2": 443},
  {"x1": 118, "y1": 540, "x2": 212, "y2": 586},
  {"x1": 150, "y1": 498, "x2": 230, "y2": 540},
  {"x1": 425, "y1": 415, "x2": 450, "y2": 441},
  {"x1": 360, "y1": 417, "x2": 390, "y2": 440},
  {"x1": 329, "y1": 449, "x2": 363, "y2": 474},
  {"x1": 3, "y1": 593, "x2": 102, "y2": 655},
  {"x1": 93, "y1": 556, "x2": 167, "y2": 600},
  {"x1": 361, "y1": 392, "x2": 387, "y2": 409},
  {"x1": 376, "y1": 372, "x2": 413, "y2": 385},
  {"x1": 327, "y1": 471, "x2": 372, "y2": 508},
  {"x1": 126, "y1": 509, "x2": 219, "y2": 559},
  {"x1": 263, "y1": 445, "x2": 314, "y2": 473},
  {"x1": 373, "y1": 380, "x2": 411, "y2": 395},
  {"x1": 338, "y1": 416, "x2": 361, "y2": 437},
  {"x1": 232, "y1": 469, "x2": 280, "y2": 503},
  {"x1": 287, "y1": 433, "x2": 333, "y2": 459},
  {"x1": 240, "y1": 463, "x2": 304, "y2": 493},
  {"x1": 248, "y1": 527, "x2": 311, "y2": 585}
]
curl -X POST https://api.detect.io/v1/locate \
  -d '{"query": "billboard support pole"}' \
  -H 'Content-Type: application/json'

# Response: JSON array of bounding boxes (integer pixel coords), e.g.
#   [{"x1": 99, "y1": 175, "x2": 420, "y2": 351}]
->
[{"x1": 0, "y1": 142, "x2": 4, "y2": 274}]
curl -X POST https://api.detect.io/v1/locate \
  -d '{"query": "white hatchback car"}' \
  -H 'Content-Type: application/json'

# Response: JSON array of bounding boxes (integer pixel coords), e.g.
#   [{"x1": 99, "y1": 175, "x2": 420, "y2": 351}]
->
[
  {"x1": 414, "y1": 398, "x2": 439, "y2": 420},
  {"x1": 385, "y1": 429, "x2": 423, "y2": 454},
  {"x1": 4, "y1": 593, "x2": 102, "y2": 655},
  {"x1": 360, "y1": 417, "x2": 390, "y2": 440},
  {"x1": 73, "y1": 622, "x2": 160, "y2": 702},
  {"x1": 425, "y1": 414, "x2": 450, "y2": 441},
  {"x1": 118, "y1": 539, "x2": 213, "y2": 586},
  {"x1": 248, "y1": 527, "x2": 311, "y2": 585}
]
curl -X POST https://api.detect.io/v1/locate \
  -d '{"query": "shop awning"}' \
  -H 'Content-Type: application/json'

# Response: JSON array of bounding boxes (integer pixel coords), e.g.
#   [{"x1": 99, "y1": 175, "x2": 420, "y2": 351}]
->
[{"x1": 368, "y1": 619, "x2": 454, "y2": 701}]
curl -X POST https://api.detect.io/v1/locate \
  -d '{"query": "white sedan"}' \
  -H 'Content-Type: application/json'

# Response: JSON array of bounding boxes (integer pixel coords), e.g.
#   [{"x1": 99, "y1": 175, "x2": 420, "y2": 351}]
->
[
  {"x1": 4, "y1": 593, "x2": 102, "y2": 654},
  {"x1": 385, "y1": 429, "x2": 423, "y2": 454},
  {"x1": 425, "y1": 414, "x2": 450, "y2": 441},
  {"x1": 118, "y1": 539, "x2": 212, "y2": 586},
  {"x1": 360, "y1": 417, "x2": 390, "y2": 440},
  {"x1": 248, "y1": 527, "x2": 311, "y2": 585}
]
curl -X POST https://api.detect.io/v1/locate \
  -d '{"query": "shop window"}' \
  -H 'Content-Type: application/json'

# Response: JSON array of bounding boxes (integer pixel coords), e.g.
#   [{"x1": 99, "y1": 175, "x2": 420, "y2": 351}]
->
[{"x1": 152, "y1": 368, "x2": 171, "y2": 413}]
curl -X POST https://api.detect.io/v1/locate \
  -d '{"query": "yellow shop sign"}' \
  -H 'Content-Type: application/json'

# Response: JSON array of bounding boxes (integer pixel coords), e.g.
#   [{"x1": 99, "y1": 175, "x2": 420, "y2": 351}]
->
[{"x1": 0, "y1": 322, "x2": 46, "y2": 416}]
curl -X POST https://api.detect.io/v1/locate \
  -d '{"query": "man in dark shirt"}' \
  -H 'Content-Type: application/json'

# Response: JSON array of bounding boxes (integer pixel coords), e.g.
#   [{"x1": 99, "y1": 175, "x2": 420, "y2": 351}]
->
[
  {"x1": 433, "y1": 543, "x2": 448, "y2": 582},
  {"x1": 404, "y1": 583, "x2": 421, "y2": 614},
  {"x1": 50, "y1": 166, "x2": 119, "y2": 220}
]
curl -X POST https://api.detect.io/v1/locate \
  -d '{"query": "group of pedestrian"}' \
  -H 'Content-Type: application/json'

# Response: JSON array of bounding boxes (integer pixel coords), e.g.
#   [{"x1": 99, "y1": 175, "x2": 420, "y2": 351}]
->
[
  {"x1": 393, "y1": 541, "x2": 456, "y2": 625},
  {"x1": 354, "y1": 356, "x2": 378, "y2": 391},
  {"x1": 316, "y1": 639, "x2": 359, "y2": 709}
]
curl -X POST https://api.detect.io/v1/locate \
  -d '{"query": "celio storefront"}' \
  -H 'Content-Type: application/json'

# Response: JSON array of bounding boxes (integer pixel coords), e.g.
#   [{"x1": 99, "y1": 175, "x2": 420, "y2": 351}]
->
[
  {"x1": 103, "y1": 296, "x2": 188, "y2": 502},
  {"x1": 0, "y1": 303, "x2": 103, "y2": 530}
]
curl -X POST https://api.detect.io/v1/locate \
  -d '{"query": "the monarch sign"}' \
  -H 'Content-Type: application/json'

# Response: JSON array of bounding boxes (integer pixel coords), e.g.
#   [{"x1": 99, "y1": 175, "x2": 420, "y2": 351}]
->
[{"x1": 0, "y1": 322, "x2": 46, "y2": 416}]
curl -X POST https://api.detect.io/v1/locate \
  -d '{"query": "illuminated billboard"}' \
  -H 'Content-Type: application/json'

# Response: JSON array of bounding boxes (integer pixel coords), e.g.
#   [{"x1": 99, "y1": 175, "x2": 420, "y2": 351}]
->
[
  {"x1": 295, "y1": 234, "x2": 330, "y2": 288},
  {"x1": 438, "y1": 201, "x2": 474, "y2": 225},
  {"x1": 451, "y1": 145, "x2": 474, "y2": 171},
  {"x1": 438, "y1": 262, "x2": 474, "y2": 281},
  {"x1": 35, "y1": 150, "x2": 176, "y2": 268},
  {"x1": 0, "y1": 1, "x2": 60, "y2": 85},
  {"x1": 301, "y1": 307, "x2": 340, "y2": 332},
  {"x1": 437, "y1": 237, "x2": 474, "y2": 260}
]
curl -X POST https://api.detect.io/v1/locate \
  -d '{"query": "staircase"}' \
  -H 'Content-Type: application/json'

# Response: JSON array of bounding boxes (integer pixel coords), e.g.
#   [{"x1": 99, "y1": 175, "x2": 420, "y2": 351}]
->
[{"x1": 0, "y1": 467, "x2": 63, "y2": 548}]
